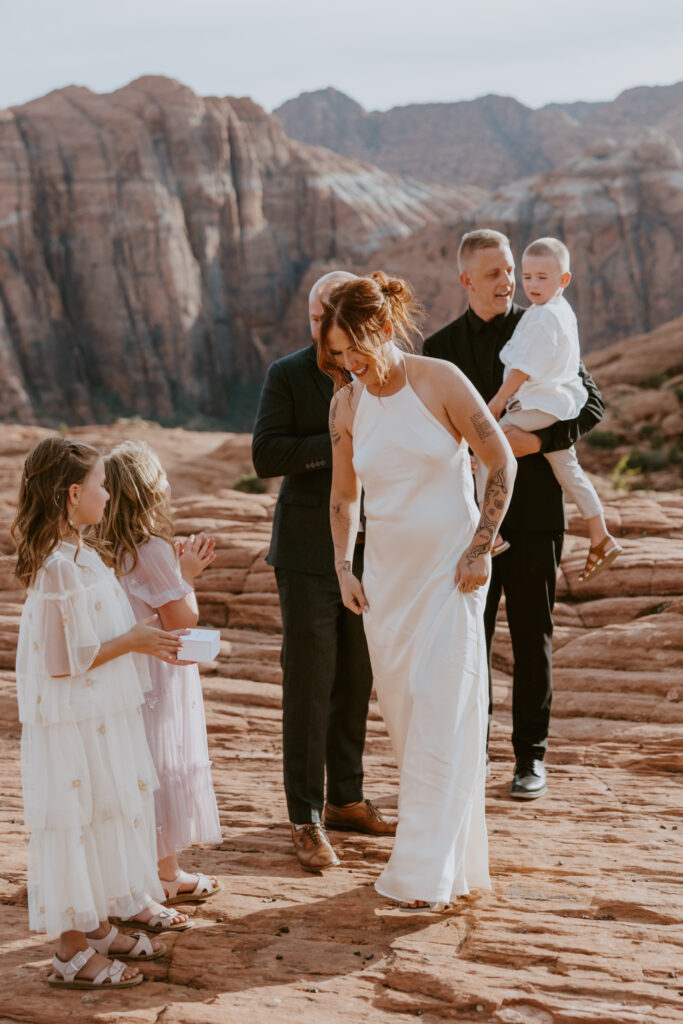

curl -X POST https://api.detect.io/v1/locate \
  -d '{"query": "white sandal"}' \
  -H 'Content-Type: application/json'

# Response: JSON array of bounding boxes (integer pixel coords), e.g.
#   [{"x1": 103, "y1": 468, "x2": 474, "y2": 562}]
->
[
  {"x1": 111, "y1": 905, "x2": 193, "y2": 933},
  {"x1": 48, "y1": 946, "x2": 143, "y2": 989},
  {"x1": 87, "y1": 923, "x2": 166, "y2": 961},
  {"x1": 162, "y1": 870, "x2": 222, "y2": 906}
]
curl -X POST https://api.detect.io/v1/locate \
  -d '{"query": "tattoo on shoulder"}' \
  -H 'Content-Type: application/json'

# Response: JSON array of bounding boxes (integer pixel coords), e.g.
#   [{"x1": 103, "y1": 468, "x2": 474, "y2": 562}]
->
[
  {"x1": 471, "y1": 411, "x2": 495, "y2": 442},
  {"x1": 329, "y1": 396, "x2": 342, "y2": 447}
]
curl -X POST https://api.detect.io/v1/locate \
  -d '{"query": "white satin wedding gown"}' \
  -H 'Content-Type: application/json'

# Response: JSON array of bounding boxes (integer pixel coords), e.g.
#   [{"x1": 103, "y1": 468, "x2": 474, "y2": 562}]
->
[{"x1": 352, "y1": 366, "x2": 491, "y2": 904}]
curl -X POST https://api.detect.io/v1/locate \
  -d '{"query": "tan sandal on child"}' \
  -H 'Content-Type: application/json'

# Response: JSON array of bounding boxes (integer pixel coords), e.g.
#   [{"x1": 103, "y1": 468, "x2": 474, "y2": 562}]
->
[
  {"x1": 48, "y1": 947, "x2": 143, "y2": 989},
  {"x1": 162, "y1": 870, "x2": 223, "y2": 906},
  {"x1": 578, "y1": 536, "x2": 622, "y2": 583},
  {"x1": 87, "y1": 923, "x2": 166, "y2": 961}
]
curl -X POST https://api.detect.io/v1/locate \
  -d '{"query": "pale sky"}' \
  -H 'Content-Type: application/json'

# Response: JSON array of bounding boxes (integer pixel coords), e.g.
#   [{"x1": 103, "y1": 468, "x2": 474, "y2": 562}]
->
[{"x1": 2, "y1": 0, "x2": 683, "y2": 113}]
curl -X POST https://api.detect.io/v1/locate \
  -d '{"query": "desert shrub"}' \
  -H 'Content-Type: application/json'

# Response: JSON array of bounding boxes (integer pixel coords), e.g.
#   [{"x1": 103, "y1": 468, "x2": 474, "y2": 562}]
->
[
  {"x1": 669, "y1": 439, "x2": 683, "y2": 465},
  {"x1": 233, "y1": 473, "x2": 267, "y2": 494},
  {"x1": 611, "y1": 454, "x2": 639, "y2": 490},
  {"x1": 641, "y1": 373, "x2": 668, "y2": 389},
  {"x1": 585, "y1": 430, "x2": 622, "y2": 449},
  {"x1": 638, "y1": 424, "x2": 663, "y2": 446},
  {"x1": 623, "y1": 447, "x2": 671, "y2": 473}
]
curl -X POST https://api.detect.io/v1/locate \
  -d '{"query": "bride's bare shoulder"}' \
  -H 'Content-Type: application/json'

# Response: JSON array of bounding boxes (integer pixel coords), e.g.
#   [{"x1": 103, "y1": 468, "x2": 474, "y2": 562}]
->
[
  {"x1": 406, "y1": 351, "x2": 463, "y2": 388},
  {"x1": 330, "y1": 380, "x2": 361, "y2": 427}
]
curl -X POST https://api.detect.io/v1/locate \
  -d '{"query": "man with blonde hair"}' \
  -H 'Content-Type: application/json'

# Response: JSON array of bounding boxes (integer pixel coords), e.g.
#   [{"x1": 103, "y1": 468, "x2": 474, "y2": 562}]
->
[
  {"x1": 253, "y1": 271, "x2": 395, "y2": 873},
  {"x1": 423, "y1": 229, "x2": 605, "y2": 800}
]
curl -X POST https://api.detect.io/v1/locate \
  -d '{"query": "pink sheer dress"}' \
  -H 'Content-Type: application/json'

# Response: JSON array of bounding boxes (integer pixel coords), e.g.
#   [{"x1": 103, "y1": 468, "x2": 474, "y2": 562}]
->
[{"x1": 119, "y1": 537, "x2": 221, "y2": 860}]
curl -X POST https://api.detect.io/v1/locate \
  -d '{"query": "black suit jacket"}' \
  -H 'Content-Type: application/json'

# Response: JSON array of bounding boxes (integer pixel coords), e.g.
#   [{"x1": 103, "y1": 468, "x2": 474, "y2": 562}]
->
[
  {"x1": 252, "y1": 345, "x2": 337, "y2": 574},
  {"x1": 423, "y1": 305, "x2": 605, "y2": 533}
]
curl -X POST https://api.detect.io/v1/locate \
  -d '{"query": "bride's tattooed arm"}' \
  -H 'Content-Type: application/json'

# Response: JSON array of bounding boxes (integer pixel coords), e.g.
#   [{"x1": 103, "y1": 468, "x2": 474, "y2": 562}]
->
[
  {"x1": 328, "y1": 390, "x2": 368, "y2": 613},
  {"x1": 450, "y1": 382, "x2": 517, "y2": 590},
  {"x1": 468, "y1": 466, "x2": 509, "y2": 563}
]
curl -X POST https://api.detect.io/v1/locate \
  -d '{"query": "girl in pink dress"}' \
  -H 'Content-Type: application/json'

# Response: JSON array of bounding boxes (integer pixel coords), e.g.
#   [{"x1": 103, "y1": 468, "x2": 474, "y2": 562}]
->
[{"x1": 97, "y1": 441, "x2": 222, "y2": 906}]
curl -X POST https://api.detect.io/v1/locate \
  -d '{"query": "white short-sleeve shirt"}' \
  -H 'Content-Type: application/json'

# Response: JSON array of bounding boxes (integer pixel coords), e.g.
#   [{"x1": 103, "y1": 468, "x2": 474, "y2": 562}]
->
[{"x1": 499, "y1": 295, "x2": 587, "y2": 420}]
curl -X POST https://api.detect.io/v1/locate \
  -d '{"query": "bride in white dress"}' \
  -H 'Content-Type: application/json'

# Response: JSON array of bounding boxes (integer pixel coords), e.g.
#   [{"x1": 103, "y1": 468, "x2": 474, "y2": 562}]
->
[{"x1": 321, "y1": 273, "x2": 516, "y2": 910}]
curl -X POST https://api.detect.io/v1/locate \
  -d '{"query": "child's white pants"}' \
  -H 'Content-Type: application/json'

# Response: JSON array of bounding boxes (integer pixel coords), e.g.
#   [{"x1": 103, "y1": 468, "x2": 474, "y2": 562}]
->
[{"x1": 476, "y1": 406, "x2": 603, "y2": 521}]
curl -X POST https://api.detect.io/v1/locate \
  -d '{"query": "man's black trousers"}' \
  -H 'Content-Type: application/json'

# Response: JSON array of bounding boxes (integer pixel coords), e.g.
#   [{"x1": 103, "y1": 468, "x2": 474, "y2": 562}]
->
[
  {"x1": 275, "y1": 544, "x2": 373, "y2": 824},
  {"x1": 484, "y1": 529, "x2": 564, "y2": 761}
]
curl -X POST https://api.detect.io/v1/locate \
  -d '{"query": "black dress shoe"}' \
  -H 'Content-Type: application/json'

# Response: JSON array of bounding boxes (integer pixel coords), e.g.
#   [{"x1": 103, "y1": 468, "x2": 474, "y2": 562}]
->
[{"x1": 510, "y1": 758, "x2": 546, "y2": 800}]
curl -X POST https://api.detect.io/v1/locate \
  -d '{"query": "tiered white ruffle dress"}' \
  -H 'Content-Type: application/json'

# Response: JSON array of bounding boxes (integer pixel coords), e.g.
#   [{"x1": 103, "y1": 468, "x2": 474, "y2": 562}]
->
[
  {"x1": 120, "y1": 537, "x2": 221, "y2": 860},
  {"x1": 16, "y1": 541, "x2": 164, "y2": 936}
]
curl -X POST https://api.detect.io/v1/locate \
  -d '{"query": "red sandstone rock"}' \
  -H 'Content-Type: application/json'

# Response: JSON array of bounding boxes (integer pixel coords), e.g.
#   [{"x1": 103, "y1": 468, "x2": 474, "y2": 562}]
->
[
  {"x1": 275, "y1": 81, "x2": 683, "y2": 189},
  {"x1": 0, "y1": 77, "x2": 479, "y2": 427},
  {"x1": 370, "y1": 136, "x2": 683, "y2": 354},
  {"x1": 0, "y1": 425, "x2": 682, "y2": 1022}
]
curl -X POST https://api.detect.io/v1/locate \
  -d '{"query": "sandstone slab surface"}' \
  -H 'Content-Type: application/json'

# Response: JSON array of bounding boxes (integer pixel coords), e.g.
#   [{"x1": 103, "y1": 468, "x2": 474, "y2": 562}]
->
[{"x1": 0, "y1": 427, "x2": 681, "y2": 1024}]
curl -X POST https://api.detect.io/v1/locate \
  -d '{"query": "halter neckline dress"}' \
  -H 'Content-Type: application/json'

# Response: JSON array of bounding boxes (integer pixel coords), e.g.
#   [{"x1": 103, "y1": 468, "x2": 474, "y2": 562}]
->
[{"x1": 352, "y1": 367, "x2": 490, "y2": 903}]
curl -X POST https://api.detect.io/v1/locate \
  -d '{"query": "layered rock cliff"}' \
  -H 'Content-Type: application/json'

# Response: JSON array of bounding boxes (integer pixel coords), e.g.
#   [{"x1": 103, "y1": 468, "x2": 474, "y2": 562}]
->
[
  {"x1": 0, "y1": 76, "x2": 481, "y2": 426},
  {"x1": 368, "y1": 134, "x2": 683, "y2": 351},
  {"x1": 275, "y1": 81, "x2": 683, "y2": 189}
]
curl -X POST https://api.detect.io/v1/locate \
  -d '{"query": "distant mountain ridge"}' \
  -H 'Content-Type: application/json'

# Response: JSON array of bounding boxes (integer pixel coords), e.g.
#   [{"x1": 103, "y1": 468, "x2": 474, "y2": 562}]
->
[
  {"x1": 2, "y1": 75, "x2": 683, "y2": 428},
  {"x1": 274, "y1": 81, "x2": 683, "y2": 189},
  {"x1": 365, "y1": 132, "x2": 683, "y2": 352}
]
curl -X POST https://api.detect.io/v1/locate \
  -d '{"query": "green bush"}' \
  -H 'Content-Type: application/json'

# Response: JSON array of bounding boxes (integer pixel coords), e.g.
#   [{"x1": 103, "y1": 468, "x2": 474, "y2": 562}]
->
[
  {"x1": 623, "y1": 447, "x2": 671, "y2": 473},
  {"x1": 638, "y1": 424, "x2": 663, "y2": 446},
  {"x1": 585, "y1": 430, "x2": 622, "y2": 449},
  {"x1": 641, "y1": 373, "x2": 668, "y2": 389},
  {"x1": 232, "y1": 473, "x2": 267, "y2": 494}
]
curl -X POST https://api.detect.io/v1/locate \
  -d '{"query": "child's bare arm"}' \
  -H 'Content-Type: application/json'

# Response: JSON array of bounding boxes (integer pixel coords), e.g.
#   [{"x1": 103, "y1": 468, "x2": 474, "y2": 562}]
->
[
  {"x1": 488, "y1": 368, "x2": 529, "y2": 420},
  {"x1": 49, "y1": 618, "x2": 182, "y2": 676},
  {"x1": 87, "y1": 617, "x2": 183, "y2": 670},
  {"x1": 178, "y1": 533, "x2": 215, "y2": 582}
]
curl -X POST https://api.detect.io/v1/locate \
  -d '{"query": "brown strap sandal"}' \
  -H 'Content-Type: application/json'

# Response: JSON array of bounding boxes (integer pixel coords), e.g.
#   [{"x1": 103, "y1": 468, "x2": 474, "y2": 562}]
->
[{"x1": 578, "y1": 536, "x2": 622, "y2": 583}]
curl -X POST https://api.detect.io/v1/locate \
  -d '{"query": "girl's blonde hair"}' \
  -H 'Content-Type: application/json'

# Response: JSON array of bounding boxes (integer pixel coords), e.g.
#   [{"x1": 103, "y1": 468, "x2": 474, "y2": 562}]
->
[
  {"x1": 12, "y1": 436, "x2": 101, "y2": 588},
  {"x1": 317, "y1": 271, "x2": 423, "y2": 392},
  {"x1": 95, "y1": 441, "x2": 174, "y2": 576}
]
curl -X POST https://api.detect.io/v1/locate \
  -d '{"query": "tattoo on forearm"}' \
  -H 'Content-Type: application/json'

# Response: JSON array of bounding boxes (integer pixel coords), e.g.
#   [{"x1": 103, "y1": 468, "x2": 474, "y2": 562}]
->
[
  {"x1": 331, "y1": 499, "x2": 356, "y2": 572},
  {"x1": 471, "y1": 411, "x2": 494, "y2": 443},
  {"x1": 329, "y1": 398, "x2": 342, "y2": 447},
  {"x1": 468, "y1": 467, "x2": 509, "y2": 564}
]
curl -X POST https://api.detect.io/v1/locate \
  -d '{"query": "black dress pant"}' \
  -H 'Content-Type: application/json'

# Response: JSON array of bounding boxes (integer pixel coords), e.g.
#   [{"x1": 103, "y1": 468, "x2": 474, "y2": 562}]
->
[
  {"x1": 275, "y1": 544, "x2": 373, "y2": 824},
  {"x1": 484, "y1": 529, "x2": 564, "y2": 761}
]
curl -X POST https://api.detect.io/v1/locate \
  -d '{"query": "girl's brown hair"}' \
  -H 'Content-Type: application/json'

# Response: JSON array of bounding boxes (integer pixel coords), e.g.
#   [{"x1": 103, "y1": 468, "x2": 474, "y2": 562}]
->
[
  {"x1": 95, "y1": 441, "x2": 174, "y2": 576},
  {"x1": 317, "y1": 271, "x2": 423, "y2": 391},
  {"x1": 12, "y1": 436, "x2": 101, "y2": 588}
]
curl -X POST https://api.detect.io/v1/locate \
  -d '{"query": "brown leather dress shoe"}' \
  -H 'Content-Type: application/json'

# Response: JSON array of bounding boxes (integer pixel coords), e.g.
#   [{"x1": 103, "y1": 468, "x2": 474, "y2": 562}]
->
[
  {"x1": 323, "y1": 798, "x2": 397, "y2": 836},
  {"x1": 291, "y1": 824, "x2": 340, "y2": 873}
]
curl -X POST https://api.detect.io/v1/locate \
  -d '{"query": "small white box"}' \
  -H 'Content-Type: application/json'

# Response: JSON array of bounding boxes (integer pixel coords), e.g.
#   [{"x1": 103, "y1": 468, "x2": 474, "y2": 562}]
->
[{"x1": 178, "y1": 628, "x2": 221, "y2": 663}]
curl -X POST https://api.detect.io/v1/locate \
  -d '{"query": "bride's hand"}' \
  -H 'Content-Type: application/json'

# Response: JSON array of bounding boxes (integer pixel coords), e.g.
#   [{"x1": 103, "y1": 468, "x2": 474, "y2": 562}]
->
[
  {"x1": 337, "y1": 566, "x2": 369, "y2": 614},
  {"x1": 455, "y1": 547, "x2": 490, "y2": 593}
]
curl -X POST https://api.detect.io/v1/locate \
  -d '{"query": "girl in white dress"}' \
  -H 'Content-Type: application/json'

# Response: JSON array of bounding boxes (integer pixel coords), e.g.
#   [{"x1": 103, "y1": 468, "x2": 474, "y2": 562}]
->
[
  {"x1": 321, "y1": 273, "x2": 517, "y2": 911},
  {"x1": 96, "y1": 442, "x2": 222, "y2": 906},
  {"x1": 13, "y1": 437, "x2": 188, "y2": 990}
]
